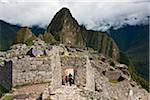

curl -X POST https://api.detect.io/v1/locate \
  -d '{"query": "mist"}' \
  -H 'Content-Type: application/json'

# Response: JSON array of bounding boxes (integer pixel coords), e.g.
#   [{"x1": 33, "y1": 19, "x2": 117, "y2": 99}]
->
[{"x1": 0, "y1": 0, "x2": 149, "y2": 31}]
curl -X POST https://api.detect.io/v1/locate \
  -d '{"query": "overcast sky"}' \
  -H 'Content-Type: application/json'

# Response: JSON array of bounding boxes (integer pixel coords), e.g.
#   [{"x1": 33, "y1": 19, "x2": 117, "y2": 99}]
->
[{"x1": 0, "y1": 0, "x2": 149, "y2": 31}]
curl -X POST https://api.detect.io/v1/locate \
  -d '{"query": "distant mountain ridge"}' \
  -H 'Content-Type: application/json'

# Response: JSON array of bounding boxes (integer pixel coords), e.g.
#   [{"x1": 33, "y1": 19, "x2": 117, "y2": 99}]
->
[
  {"x1": 0, "y1": 8, "x2": 119, "y2": 60},
  {"x1": 109, "y1": 25, "x2": 149, "y2": 80},
  {"x1": 0, "y1": 20, "x2": 20, "y2": 51},
  {"x1": 0, "y1": 20, "x2": 45, "y2": 51}
]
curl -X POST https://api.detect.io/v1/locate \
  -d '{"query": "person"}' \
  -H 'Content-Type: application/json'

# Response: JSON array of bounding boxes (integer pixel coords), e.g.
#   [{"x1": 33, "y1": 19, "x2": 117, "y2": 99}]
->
[
  {"x1": 65, "y1": 75, "x2": 69, "y2": 85},
  {"x1": 69, "y1": 74, "x2": 73, "y2": 86}
]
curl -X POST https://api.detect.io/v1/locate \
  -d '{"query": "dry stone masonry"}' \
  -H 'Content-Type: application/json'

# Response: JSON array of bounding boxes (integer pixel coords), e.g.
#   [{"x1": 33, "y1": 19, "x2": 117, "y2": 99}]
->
[
  {"x1": 0, "y1": 39, "x2": 149, "y2": 100},
  {"x1": 51, "y1": 46, "x2": 62, "y2": 91}
]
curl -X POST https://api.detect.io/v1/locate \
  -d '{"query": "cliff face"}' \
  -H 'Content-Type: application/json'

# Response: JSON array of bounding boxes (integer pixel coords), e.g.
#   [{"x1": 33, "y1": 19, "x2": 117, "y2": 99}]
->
[
  {"x1": 47, "y1": 8, "x2": 119, "y2": 60},
  {"x1": 81, "y1": 27, "x2": 119, "y2": 60}
]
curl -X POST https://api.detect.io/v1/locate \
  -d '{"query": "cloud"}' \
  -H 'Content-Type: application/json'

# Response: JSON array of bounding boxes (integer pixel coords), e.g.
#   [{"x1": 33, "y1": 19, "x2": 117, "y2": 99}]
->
[{"x1": 0, "y1": 0, "x2": 149, "y2": 31}]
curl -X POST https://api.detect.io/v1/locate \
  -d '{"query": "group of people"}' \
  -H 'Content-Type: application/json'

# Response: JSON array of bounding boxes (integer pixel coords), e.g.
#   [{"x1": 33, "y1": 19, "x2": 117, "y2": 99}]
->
[{"x1": 64, "y1": 74, "x2": 74, "y2": 86}]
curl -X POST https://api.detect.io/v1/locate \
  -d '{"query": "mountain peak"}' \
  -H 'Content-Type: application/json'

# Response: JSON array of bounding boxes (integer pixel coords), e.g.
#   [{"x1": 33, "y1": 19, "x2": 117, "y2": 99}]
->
[
  {"x1": 57, "y1": 7, "x2": 74, "y2": 18},
  {"x1": 55, "y1": 7, "x2": 72, "y2": 19},
  {"x1": 47, "y1": 8, "x2": 120, "y2": 60},
  {"x1": 47, "y1": 7, "x2": 85, "y2": 47},
  {"x1": 59, "y1": 7, "x2": 71, "y2": 14},
  {"x1": 47, "y1": 7, "x2": 77, "y2": 33}
]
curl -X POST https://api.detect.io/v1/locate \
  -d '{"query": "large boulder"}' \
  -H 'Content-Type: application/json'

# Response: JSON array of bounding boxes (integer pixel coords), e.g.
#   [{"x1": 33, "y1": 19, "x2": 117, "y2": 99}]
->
[{"x1": 103, "y1": 70, "x2": 125, "y2": 81}]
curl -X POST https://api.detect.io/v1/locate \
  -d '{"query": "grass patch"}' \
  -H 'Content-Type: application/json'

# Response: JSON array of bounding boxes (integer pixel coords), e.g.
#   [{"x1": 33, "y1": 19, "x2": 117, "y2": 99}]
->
[
  {"x1": 25, "y1": 35, "x2": 36, "y2": 46},
  {"x1": 119, "y1": 52, "x2": 149, "y2": 92},
  {"x1": 109, "y1": 80, "x2": 119, "y2": 84},
  {"x1": 1, "y1": 94, "x2": 12, "y2": 100}
]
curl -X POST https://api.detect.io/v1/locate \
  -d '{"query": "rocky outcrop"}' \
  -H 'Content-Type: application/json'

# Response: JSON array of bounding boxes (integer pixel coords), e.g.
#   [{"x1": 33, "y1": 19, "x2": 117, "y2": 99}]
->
[
  {"x1": 13, "y1": 27, "x2": 36, "y2": 46},
  {"x1": 39, "y1": 32, "x2": 56, "y2": 44},
  {"x1": 47, "y1": 7, "x2": 119, "y2": 60}
]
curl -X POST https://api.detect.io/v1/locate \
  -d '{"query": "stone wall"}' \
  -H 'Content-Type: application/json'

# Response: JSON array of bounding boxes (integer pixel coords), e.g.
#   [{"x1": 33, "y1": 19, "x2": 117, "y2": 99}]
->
[
  {"x1": 0, "y1": 61, "x2": 12, "y2": 90},
  {"x1": 51, "y1": 46, "x2": 62, "y2": 91},
  {"x1": 86, "y1": 56, "x2": 95, "y2": 91},
  {"x1": 12, "y1": 56, "x2": 52, "y2": 87},
  {"x1": 61, "y1": 56, "x2": 86, "y2": 88}
]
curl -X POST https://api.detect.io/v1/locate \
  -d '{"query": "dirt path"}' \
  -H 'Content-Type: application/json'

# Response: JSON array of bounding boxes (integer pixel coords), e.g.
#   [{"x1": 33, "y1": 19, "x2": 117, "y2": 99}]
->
[
  {"x1": 13, "y1": 83, "x2": 49, "y2": 100},
  {"x1": 50, "y1": 85, "x2": 86, "y2": 100}
]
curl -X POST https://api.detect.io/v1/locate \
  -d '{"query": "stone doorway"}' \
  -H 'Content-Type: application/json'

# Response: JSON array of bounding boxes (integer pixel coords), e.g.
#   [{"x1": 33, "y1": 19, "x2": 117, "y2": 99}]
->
[{"x1": 62, "y1": 68, "x2": 75, "y2": 85}]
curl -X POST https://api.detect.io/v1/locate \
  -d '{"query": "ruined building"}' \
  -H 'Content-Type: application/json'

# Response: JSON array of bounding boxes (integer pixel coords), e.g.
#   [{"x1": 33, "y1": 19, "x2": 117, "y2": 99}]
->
[{"x1": 0, "y1": 39, "x2": 148, "y2": 100}]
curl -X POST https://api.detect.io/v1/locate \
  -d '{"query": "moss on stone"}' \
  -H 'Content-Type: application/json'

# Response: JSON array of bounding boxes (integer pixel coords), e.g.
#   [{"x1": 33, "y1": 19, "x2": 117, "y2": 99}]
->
[
  {"x1": 25, "y1": 34, "x2": 36, "y2": 46},
  {"x1": 109, "y1": 80, "x2": 119, "y2": 84}
]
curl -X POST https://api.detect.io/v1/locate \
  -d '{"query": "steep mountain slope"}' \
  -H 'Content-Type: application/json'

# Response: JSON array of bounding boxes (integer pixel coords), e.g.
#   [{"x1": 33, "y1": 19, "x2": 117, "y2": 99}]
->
[
  {"x1": 109, "y1": 25, "x2": 149, "y2": 80},
  {"x1": 0, "y1": 20, "x2": 45, "y2": 51},
  {"x1": 47, "y1": 8, "x2": 86, "y2": 47},
  {"x1": 47, "y1": 7, "x2": 119, "y2": 60},
  {"x1": 0, "y1": 20, "x2": 20, "y2": 51}
]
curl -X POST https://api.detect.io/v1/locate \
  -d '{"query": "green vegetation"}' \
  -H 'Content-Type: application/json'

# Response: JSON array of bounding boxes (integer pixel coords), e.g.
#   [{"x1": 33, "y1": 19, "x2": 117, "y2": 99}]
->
[
  {"x1": 0, "y1": 85, "x2": 9, "y2": 94},
  {"x1": 13, "y1": 27, "x2": 36, "y2": 46},
  {"x1": 39, "y1": 32, "x2": 56, "y2": 44},
  {"x1": 119, "y1": 52, "x2": 149, "y2": 92},
  {"x1": 0, "y1": 85, "x2": 9, "y2": 99},
  {"x1": 110, "y1": 25, "x2": 149, "y2": 80},
  {"x1": 83, "y1": 31, "x2": 119, "y2": 60},
  {"x1": 88, "y1": 96, "x2": 94, "y2": 100},
  {"x1": 110, "y1": 61, "x2": 115, "y2": 67},
  {"x1": 54, "y1": 32, "x2": 61, "y2": 41},
  {"x1": 109, "y1": 80, "x2": 119, "y2": 84},
  {"x1": 0, "y1": 20, "x2": 20, "y2": 51},
  {"x1": 119, "y1": 51, "x2": 133, "y2": 66},
  {"x1": 1, "y1": 94, "x2": 12, "y2": 100},
  {"x1": 25, "y1": 35, "x2": 36, "y2": 46},
  {"x1": 130, "y1": 72, "x2": 149, "y2": 92}
]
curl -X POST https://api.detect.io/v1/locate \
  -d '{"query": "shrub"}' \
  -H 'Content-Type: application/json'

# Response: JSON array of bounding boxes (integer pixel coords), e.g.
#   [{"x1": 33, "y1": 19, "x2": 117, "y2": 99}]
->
[
  {"x1": 120, "y1": 52, "x2": 149, "y2": 92},
  {"x1": 110, "y1": 61, "x2": 115, "y2": 67}
]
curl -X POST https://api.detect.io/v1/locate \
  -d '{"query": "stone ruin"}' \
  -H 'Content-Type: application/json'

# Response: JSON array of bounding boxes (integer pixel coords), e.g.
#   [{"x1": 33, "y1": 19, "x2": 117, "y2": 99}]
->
[
  {"x1": 0, "y1": 39, "x2": 149, "y2": 100},
  {"x1": 0, "y1": 40, "x2": 95, "y2": 91}
]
